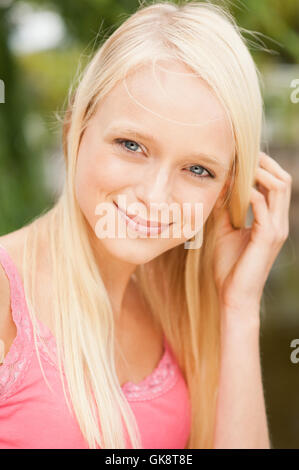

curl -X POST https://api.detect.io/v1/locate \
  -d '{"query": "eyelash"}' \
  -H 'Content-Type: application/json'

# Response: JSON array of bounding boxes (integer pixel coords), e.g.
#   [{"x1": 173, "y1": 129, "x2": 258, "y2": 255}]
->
[{"x1": 113, "y1": 138, "x2": 215, "y2": 180}]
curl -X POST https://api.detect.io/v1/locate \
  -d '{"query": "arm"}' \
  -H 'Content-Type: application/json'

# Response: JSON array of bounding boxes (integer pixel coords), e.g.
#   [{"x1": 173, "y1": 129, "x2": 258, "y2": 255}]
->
[
  {"x1": 211, "y1": 151, "x2": 292, "y2": 448},
  {"x1": 213, "y1": 305, "x2": 271, "y2": 449}
]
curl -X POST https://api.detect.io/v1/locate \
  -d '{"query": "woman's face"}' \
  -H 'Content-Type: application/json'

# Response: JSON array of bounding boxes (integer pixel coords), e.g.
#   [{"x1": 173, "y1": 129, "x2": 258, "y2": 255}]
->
[{"x1": 75, "y1": 60, "x2": 235, "y2": 264}]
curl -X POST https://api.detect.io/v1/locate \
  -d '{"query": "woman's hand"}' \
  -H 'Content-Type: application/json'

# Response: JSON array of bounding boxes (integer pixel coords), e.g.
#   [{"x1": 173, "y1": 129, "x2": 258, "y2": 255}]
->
[{"x1": 213, "y1": 151, "x2": 292, "y2": 317}]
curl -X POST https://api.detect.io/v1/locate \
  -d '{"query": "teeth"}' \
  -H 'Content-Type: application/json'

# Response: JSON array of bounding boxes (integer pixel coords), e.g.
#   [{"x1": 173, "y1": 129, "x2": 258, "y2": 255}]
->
[
  {"x1": 129, "y1": 218, "x2": 161, "y2": 234},
  {"x1": 129, "y1": 215, "x2": 161, "y2": 228},
  {"x1": 117, "y1": 206, "x2": 165, "y2": 235}
]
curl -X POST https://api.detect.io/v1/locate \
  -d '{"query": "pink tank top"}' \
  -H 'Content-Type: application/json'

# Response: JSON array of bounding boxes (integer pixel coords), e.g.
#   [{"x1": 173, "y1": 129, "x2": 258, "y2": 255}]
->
[{"x1": 0, "y1": 243, "x2": 191, "y2": 449}]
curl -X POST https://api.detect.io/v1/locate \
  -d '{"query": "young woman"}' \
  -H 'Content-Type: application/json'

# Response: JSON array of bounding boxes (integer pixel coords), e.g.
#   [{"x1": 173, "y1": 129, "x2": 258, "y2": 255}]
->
[{"x1": 0, "y1": 1, "x2": 292, "y2": 449}]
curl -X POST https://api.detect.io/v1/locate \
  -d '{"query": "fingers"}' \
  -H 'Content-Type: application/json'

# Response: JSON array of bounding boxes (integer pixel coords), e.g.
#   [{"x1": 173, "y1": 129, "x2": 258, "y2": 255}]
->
[
  {"x1": 255, "y1": 166, "x2": 287, "y2": 192},
  {"x1": 252, "y1": 152, "x2": 292, "y2": 242},
  {"x1": 250, "y1": 186, "x2": 270, "y2": 235},
  {"x1": 257, "y1": 152, "x2": 292, "y2": 209},
  {"x1": 256, "y1": 180, "x2": 268, "y2": 205},
  {"x1": 255, "y1": 166, "x2": 289, "y2": 215},
  {"x1": 259, "y1": 152, "x2": 292, "y2": 183}
]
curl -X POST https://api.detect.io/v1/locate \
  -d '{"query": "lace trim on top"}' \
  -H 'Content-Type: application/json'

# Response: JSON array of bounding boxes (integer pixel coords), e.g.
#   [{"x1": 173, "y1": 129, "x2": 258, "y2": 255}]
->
[
  {"x1": 0, "y1": 243, "x2": 180, "y2": 402},
  {"x1": 121, "y1": 337, "x2": 180, "y2": 401},
  {"x1": 0, "y1": 244, "x2": 34, "y2": 402}
]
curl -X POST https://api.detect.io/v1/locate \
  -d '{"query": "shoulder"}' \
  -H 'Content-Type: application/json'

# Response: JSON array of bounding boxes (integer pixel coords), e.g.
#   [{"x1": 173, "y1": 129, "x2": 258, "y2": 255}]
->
[
  {"x1": 0, "y1": 222, "x2": 43, "y2": 339},
  {"x1": 0, "y1": 215, "x2": 54, "y2": 355},
  {"x1": 0, "y1": 217, "x2": 51, "y2": 285},
  {"x1": 0, "y1": 225, "x2": 31, "y2": 279},
  {"x1": 0, "y1": 242, "x2": 10, "y2": 326},
  {"x1": 0, "y1": 224, "x2": 33, "y2": 306},
  {"x1": 0, "y1": 226, "x2": 30, "y2": 353}
]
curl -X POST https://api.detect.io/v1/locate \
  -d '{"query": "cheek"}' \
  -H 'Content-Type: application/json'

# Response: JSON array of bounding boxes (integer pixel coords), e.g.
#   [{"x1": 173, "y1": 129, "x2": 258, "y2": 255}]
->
[
  {"x1": 75, "y1": 150, "x2": 127, "y2": 205},
  {"x1": 186, "y1": 189, "x2": 222, "y2": 230},
  {"x1": 75, "y1": 147, "x2": 135, "y2": 233},
  {"x1": 201, "y1": 193, "x2": 219, "y2": 219}
]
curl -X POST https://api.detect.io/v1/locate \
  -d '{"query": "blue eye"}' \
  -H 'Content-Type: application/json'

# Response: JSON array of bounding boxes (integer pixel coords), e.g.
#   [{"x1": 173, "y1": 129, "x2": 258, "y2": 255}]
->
[
  {"x1": 114, "y1": 138, "x2": 215, "y2": 180},
  {"x1": 186, "y1": 165, "x2": 214, "y2": 179},
  {"x1": 115, "y1": 139, "x2": 143, "y2": 153}
]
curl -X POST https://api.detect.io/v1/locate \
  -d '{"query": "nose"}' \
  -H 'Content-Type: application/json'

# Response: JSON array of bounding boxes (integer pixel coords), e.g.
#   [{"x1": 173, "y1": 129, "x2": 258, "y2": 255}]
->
[{"x1": 134, "y1": 164, "x2": 173, "y2": 218}]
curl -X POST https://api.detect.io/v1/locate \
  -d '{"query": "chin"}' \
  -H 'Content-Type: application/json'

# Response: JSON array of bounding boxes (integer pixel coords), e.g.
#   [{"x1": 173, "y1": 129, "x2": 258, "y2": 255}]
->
[{"x1": 99, "y1": 237, "x2": 175, "y2": 265}]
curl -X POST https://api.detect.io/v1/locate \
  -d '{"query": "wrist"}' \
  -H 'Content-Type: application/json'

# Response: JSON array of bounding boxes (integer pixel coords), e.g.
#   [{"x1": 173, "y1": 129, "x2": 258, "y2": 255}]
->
[{"x1": 220, "y1": 303, "x2": 261, "y2": 332}]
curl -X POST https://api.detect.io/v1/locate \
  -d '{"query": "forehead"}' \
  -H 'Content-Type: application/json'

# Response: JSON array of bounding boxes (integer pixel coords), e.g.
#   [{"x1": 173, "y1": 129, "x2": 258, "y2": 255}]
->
[{"x1": 94, "y1": 60, "x2": 235, "y2": 169}]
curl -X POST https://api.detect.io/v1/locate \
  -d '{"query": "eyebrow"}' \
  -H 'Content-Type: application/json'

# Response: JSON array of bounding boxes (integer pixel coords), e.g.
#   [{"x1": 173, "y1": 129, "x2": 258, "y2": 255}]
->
[{"x1": 104, "y1": 122, "x2": 230, "y2": 171}]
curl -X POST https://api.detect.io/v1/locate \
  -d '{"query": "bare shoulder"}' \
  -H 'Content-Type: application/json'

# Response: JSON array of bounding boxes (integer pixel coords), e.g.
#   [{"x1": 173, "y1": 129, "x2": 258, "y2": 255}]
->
[
  {"x1": 0, "y1": 261, "x2": 14, "y2": 362},
  {"x1": 0, "y1": 242, "x2": 11, "y2": 328},
  {"x1": 0, "y1": 225, "x2": 32, "y2": 359},
  {"x1": 0, "y1": 221, "x2": 51, "y2": 358},
  {"x1": 0, "y1": 224, "x2": 32, "y2": 282},
  {"x1": 0, "y1": 224, "x2": 32, "y2": 313},
  {"x1": 0, "y1": 217, "x2": 52, "y2": 296}
]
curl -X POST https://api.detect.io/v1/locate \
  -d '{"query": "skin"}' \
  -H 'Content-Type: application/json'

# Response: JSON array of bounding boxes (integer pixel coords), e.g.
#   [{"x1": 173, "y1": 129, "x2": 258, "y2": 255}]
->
[
  {"x1": 75, "y1": 59, "x2": 234, "y2": 320},
  {"x1": 212, "y1": 150, "x2": 292, "y2": 448},
  {"x1": 0, "y1": 56, "x2": 292, "y2": 447},
  {"x1": 75, "y1": 59, "x2": 293, "y2": 448}
]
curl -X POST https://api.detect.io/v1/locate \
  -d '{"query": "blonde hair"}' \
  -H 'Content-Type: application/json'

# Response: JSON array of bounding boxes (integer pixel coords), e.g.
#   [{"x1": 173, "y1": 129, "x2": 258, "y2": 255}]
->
[{"x1": 22, "y1": 0, "x2": 263, "y2": 448}]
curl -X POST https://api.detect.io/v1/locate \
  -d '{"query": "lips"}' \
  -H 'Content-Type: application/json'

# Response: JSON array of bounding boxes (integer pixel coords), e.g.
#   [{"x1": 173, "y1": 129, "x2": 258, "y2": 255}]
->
[{"x1": 113, "y1": 201, "x2": 172, "y2": 229}]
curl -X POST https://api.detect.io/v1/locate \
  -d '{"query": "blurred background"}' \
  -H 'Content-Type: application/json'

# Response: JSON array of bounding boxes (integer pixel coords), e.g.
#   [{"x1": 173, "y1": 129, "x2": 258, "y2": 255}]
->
[{"x1": 0, "y1": 0, "x2": 298, "y2": 448}]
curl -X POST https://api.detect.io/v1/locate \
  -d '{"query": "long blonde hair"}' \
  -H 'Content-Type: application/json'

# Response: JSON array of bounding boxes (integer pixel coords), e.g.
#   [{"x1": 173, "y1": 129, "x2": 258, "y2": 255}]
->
[{"x1": 22, "y1": 0, "x2": 263, "y2": 448}]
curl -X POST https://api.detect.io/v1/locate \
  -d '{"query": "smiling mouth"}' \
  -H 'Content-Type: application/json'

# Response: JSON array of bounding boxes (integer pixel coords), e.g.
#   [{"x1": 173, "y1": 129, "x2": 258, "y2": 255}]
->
[{"x1": 113, "y1": 201, "x2": 173, "y2": 234}]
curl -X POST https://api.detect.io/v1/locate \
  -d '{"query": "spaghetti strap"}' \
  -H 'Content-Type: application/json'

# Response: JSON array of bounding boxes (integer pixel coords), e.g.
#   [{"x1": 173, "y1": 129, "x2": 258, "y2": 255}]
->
[
  {"x1": 0, "y1": 242, "x2": 34, "y2": 402},
  {"x1": 0, "y1": 243, "x2": 32, "y2": 326},
  {"x1": 0, "y1": 242, "x2": 180, "y2": 404}
]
